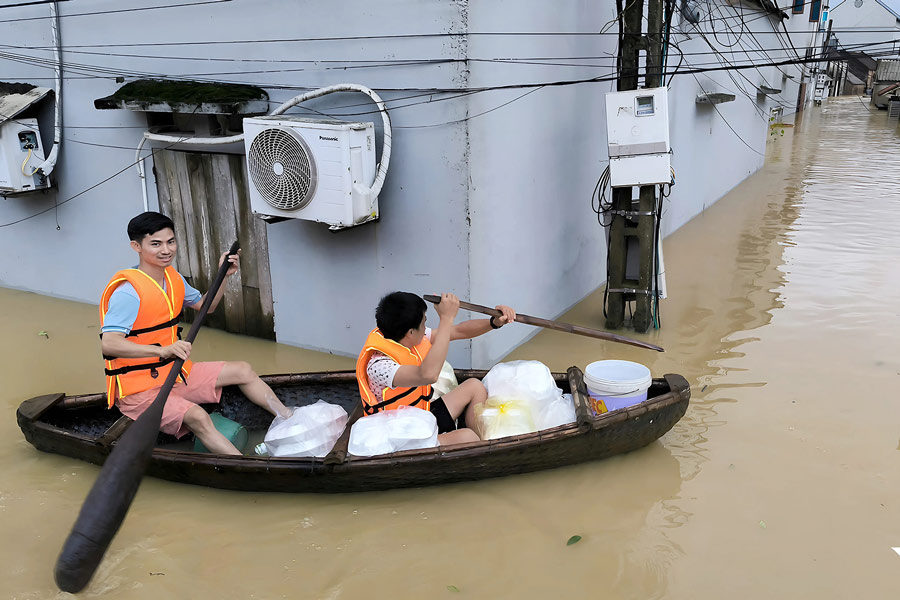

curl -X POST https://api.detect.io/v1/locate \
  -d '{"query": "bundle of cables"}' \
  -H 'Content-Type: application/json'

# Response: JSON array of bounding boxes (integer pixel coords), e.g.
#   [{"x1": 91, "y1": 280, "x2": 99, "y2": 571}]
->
[{"x1": 590, "y1": 164, "x2": 675, "y2": 329}]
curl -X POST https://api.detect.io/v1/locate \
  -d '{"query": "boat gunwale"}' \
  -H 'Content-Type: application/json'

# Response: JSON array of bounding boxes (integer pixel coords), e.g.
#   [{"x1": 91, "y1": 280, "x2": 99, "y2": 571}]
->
[{"x1": 18, "y1": 371, "x2": 689, "y2": 468}]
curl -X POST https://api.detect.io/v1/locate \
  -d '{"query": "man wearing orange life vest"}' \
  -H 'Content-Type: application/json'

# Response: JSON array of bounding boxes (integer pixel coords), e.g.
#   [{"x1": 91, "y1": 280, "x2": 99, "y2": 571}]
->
[
  {"x1": 356, "y1": 291, "x2": 516, "y2": 445},
  {"x1": 100, "y1": 212, "x2": 289, "y2": 455}
]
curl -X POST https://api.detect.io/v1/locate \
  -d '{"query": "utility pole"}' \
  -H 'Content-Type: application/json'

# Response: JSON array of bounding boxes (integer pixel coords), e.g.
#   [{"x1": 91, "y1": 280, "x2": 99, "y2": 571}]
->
[
  {"x1": 822, "y1": 18, "x2": 834, "y2": 96},
  {"x1": 605, "y1": 0, "x2": 665, "y2": 333},
  {"x1": 811, "y1": 4, "x2": 831, "y2": 104}
]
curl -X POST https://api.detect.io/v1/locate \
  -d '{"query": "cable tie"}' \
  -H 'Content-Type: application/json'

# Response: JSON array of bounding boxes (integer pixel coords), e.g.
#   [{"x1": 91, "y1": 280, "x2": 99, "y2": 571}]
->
[
  {"x1": 610, "y1": 210, "x2": 656, "y2": 217},
  {"x1": 607, "y1": 288, "x2": 661, "y2": 296}
]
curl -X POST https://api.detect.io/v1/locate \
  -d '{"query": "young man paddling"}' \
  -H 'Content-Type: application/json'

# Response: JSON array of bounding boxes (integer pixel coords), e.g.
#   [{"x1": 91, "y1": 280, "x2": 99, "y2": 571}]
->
[
  {"x1": 99, "y1": 212, "x2": 288, "y2": 455},
  {"x1": 356, "y1": 291, "x2": 516, "y2": 444}
]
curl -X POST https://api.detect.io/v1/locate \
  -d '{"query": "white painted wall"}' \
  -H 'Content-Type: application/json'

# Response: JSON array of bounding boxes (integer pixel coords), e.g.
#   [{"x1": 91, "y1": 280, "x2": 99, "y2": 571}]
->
[
  {"x1": 465, "y1": 1, "x2": 815, "y2": 365},
  {"x1": 465, "y1": 0, "x2": 615, "y2": 365},
  {"x1": 0, "y1": 0, "x2": 816, "y2": 368}
]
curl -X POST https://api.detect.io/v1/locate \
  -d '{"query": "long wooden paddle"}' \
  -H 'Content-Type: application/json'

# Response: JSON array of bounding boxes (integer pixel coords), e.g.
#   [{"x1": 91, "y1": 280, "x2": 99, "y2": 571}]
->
[
  {"x1": 423, "y1": 294, "x2": 664, "y2": 352},
  {"x1": 54, "y1": 241, "x2": 240, "y2": 593}
]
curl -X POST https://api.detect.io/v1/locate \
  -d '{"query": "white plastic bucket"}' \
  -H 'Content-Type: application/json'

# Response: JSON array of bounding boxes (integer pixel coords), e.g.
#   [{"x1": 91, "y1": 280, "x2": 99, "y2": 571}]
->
[{"x1": 584, "y1": 360, "x2": 652, "y2": 412}]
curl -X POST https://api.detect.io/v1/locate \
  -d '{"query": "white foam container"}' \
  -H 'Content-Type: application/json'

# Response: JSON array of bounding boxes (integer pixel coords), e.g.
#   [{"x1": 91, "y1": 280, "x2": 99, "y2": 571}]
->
[{"x1": 584, "y1": 360, "x2": 652, "y2": 412}]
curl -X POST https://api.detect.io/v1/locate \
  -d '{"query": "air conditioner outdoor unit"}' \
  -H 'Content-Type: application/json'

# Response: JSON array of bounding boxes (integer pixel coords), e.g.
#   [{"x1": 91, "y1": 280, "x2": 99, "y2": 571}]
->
[
  {"x1": 0, "y1": 118, "x2": 51, "y2": 194},
  {"x1": 243, "y1": 115, "x2": 378, "y2": 230}
]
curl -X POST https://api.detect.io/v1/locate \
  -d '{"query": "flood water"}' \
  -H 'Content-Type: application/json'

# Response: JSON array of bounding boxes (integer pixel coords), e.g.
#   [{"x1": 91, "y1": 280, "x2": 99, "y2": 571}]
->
[{"x1": 3, "y1": 96, "x2": 900, "y2": 599}]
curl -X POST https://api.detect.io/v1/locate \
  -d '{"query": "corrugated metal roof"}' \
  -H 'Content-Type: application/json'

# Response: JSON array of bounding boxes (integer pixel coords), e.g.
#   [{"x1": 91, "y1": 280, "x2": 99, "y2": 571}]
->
[
  {"x1": 876, "y1": 0, "x2": 900, "y2": 19},
  {"x1": 0, "y1": 83, "x2": 52, "y2": 126},
  {"x1": 875, "y1": 58, "x2": 900, "y2": 81}
]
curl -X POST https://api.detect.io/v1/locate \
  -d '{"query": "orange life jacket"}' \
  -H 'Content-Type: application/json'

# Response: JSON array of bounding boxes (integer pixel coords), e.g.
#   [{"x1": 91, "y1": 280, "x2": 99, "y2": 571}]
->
[
  {"x1": 99, "y1": 267, "x2": 192, "y2": 408},
  {"x1": 356, "y1": 328, "x2": 434, "y2": 415}
]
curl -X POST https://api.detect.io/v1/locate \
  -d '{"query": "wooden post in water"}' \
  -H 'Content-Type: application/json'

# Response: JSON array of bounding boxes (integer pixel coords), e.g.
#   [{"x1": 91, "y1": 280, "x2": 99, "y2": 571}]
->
[
  {"x1": 605, "y1": 0, "x2": 641, "y2": 330},
  {"x1": 633, "y1": 0, "x2": 664, "y2": 332}
]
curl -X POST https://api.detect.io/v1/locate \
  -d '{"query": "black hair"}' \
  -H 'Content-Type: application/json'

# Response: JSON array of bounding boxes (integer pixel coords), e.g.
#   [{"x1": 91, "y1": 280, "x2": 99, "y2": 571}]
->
[
  {"x1": 375, "y1": 291, "x2": 427, "y2": 341},
  {"x1": 127, "y1": 211, "x2": 175, "y2": 243}
]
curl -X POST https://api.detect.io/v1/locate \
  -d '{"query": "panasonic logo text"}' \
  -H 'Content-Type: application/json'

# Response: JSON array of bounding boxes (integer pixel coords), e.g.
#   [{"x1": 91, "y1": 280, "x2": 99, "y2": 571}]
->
[{"x1": 319, "y1": 136, "x2": 338, "y2": 141}]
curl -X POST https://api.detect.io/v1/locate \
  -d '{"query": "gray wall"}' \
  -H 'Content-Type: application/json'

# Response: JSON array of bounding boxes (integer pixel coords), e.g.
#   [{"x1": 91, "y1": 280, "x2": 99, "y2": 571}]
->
[
  {"x1": 466, "y1": 0, "x2": 616, "y2": 365},
  {"x1": 0, "y1": 0, "x2": 815, "y2": 368}
]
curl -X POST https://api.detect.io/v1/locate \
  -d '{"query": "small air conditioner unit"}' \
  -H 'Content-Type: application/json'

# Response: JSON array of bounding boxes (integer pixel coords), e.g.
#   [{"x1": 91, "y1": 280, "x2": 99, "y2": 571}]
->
[
  {"x1": 243, "y1": 115, "x2": 378, "y2": 230},
  {"x1": 0, "y1": 118, "x2": 51, "y2": 194}
]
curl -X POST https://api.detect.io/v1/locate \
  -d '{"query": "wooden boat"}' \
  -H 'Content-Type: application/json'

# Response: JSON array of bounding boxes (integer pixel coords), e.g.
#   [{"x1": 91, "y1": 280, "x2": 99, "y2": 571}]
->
[{"x1": 17, "y1": 368, "x2": 690, "y2": 493}]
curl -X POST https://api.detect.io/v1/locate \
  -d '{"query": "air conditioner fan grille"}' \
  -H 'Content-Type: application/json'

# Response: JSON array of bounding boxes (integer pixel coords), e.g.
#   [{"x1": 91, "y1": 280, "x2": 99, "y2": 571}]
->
[{"x1": 247, "y1": 127, "x2": 317, "y2": 211}]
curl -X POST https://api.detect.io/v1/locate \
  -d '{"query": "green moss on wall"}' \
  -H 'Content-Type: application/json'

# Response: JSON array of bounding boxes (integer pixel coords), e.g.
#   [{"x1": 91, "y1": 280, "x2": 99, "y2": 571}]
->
[{"x1": 109, "y1": 79, "x2": 268, "y2": 105}]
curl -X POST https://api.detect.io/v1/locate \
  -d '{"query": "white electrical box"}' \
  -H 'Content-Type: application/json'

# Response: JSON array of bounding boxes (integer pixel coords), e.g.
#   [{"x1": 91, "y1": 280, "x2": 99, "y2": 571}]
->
[
  {"x1": 605, "y1": 87, "x2": 671, "y2": 187},
  {"x1": 243, "y1": 116, "x2": 378, "y2": 230},
  {"x1": 0, "y1": 118, "x2": 51, "y2": 194}
]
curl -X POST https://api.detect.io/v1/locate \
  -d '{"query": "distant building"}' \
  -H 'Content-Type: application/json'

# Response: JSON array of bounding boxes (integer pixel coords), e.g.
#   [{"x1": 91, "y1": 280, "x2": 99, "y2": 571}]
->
[{"x1": 830, "y1": 0, "x2": 900, "y2": 61}]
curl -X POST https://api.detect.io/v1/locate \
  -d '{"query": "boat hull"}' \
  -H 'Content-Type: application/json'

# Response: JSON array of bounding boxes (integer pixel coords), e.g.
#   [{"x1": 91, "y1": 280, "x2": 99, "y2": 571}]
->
[{"x1": 17, "y1": 370, "x2": 690, "y2": 493}]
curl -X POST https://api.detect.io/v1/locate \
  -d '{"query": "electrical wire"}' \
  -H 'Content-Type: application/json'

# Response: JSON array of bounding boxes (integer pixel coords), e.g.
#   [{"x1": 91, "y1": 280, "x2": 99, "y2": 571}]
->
[
  {"x1": 4, "y1": 36, "x2": 897, "y2": 90},
  {"x1": 2, "y1": 1, "x2": 886, "y2": 228},
  {"x1": 0, "y1": 133, "x2": 196, "y2": 227},
  {"x1": 0, "y1": 0, "x2": 232, "y2": 24},
  {"x1": 692, "y1": 69, "x2": 765, "y2": 155},
  {"x1": 20, "y1": 147, "x2": 39, "y2": 175},
  {"x1": 0, "y1": 0, "x2": 74, "y2": 10}
]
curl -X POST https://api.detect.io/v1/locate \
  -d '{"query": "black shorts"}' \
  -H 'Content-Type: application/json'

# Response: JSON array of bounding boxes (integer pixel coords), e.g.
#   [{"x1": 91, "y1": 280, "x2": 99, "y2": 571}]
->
[{"x1": 429, "y1": 398, "x2": 456, "y2": 434}]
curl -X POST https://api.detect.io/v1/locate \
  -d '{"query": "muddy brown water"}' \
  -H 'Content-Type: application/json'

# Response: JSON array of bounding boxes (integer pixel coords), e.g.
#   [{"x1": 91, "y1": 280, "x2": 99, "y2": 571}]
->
[{"x1": 2, "y1": 97, "x2": 899, "y2": 598}]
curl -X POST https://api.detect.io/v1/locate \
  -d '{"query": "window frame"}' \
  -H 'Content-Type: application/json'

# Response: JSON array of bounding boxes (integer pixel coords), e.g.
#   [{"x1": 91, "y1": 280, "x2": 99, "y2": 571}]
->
[
  {"x1": 792, "y1": 0, "x2": 805, "y2": 14},
  {"x1": 810, "y1": 0, "x2": 822, "y2": 22}
]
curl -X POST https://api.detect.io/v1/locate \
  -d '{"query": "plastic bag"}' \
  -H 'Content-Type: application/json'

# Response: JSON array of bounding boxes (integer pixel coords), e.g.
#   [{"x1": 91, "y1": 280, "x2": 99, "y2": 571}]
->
[
  {"x1": 482, "y1": 360, "x2": 560, "y2": 401},
  {"x1": 432, "y1": 360, "x2": 459, "y2": 399},
  {"x1": 256, "y1": 400, "x2": 348, "y2": 458},
  {"x1": 479, "y1": 360, "x2": 575, "y2": 434},
  {"x1": 534, "y1": 392, "x2": 577, "y2": 430},
  {"x1": 348, "y1": 405, "x2": 439, "y2": 457},
  {"x1": 472, "y1": 396, "x2": 536, "y2": 440}
]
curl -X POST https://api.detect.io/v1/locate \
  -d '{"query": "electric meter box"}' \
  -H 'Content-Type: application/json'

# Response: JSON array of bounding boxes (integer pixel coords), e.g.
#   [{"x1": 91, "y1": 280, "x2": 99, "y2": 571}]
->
[
  {"x1": 605, "y1": 87, "x2": 671, "y2": 187},
  {"x1": 0, "y1": 118, "x2": 50, "y2": 194}
]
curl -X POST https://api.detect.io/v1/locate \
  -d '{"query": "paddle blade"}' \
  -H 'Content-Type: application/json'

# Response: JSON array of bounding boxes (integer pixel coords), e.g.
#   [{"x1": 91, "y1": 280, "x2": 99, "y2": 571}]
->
[{"x1": 54, "y1": 393, "x2": 165, "y2": 592}]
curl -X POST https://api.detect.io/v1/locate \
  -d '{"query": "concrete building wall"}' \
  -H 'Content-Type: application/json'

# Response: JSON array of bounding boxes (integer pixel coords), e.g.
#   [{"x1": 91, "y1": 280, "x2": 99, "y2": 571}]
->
[
  {"x1": 831, "y1": 0, "x2": 900, "y2": 52},
  {"x1": 465, "y1": 0, "x2": 615, "y2": 365},
  {"x1": 0, "y1": 0, "x2": 815, "y2": 368}
]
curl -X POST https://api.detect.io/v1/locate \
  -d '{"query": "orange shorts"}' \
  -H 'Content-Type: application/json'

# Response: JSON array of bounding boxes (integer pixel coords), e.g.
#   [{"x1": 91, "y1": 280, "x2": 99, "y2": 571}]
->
[{"x1": 116, "y1": 361, "x2": 225, "y2": 439}]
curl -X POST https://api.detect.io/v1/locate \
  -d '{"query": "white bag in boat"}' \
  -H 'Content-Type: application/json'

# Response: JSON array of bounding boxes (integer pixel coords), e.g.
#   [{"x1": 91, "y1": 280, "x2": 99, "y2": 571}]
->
[
  {"x1": 472, "y1": 396, "x2": 536, "y2": 440},
  {"x1": 258, "y1": 400, "x2": 348, "y2": 458},
  {"x1": 432, "y1": 360, "x2": 459, "y2": 399},
  {"x1": 348, "y1": 405, "x2": 439, "y2": 457},
  {"x1": 534, "y1": 392, "x2": 577, "y2": 431},
  {"x1": 480, "y1": 360, "x2": 575, "y2": 434}
]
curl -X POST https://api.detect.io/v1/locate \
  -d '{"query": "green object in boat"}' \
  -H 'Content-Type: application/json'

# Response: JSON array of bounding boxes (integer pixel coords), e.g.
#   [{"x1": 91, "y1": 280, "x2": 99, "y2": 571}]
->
[{"x1": 193, "y1": 412, "x2": 248, "y2": 453}]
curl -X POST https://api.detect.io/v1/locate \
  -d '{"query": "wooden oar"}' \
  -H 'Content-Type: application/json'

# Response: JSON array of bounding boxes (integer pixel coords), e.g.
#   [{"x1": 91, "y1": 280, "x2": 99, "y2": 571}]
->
[
  {"x1": 423, "y1": 294, "x2": 664, "y2": 352},
  {"x1": 54, "y1": 241, "x2": 240, "y2": 593}
]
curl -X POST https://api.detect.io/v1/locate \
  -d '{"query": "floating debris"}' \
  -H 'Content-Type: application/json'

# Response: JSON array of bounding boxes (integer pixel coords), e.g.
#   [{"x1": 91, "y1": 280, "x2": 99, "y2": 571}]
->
[{"x1": 567, "y1": 535, "x2": 582, "y2": 546}]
